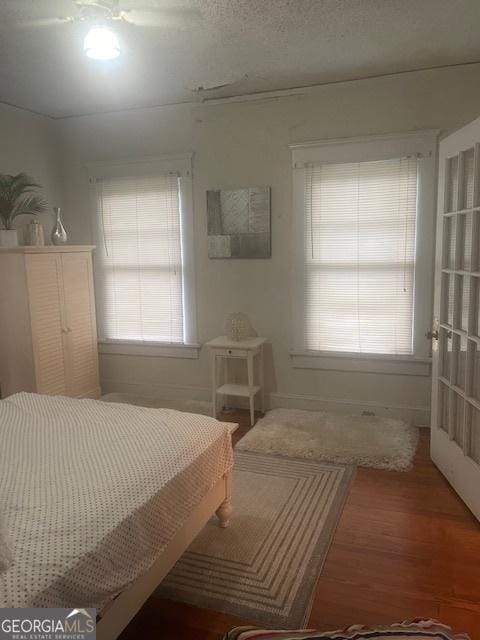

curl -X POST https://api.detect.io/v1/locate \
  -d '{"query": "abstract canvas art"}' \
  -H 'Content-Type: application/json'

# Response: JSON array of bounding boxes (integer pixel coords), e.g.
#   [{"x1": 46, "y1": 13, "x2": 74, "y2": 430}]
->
[{"x1": 207, "y1": 186, "x2": 271, "y2": 258}]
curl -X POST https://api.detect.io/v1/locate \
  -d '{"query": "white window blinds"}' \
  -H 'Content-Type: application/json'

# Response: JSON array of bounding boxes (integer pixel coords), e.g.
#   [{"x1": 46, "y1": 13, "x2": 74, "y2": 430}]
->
[
  {"x1": 304, "y1": 156, "x2": 418, "y2": 355},
  {"x1": 95, "y1": 174, "x2": 184, "y2": 344}
]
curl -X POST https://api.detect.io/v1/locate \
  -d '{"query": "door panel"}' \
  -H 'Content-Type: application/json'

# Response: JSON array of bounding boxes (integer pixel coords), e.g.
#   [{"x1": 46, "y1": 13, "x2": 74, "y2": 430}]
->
[
  {"x1": 61, "y1": 253, "x2": 100, "y2": 397},
  {"x1": 431, "y1": 121, "x2": 480, "y2": 520},
  {"x1": 25, "y1": 254, "x2": 68, "y2": 395}
]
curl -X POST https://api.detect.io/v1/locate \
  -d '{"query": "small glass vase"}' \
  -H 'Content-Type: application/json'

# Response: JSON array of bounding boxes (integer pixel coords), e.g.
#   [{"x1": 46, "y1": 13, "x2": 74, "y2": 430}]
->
[
  {"x1": 26, "y1": 219, "x2": 45, "y2": 246},
  {"x1": 51, "y1": 207, "x2": 67, "y2": 245}
]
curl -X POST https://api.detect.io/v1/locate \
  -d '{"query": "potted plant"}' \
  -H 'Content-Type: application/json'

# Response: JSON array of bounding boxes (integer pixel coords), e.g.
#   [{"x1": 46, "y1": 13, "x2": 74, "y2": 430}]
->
[{"x1": 0, "y1": 173, "x2": 48, "y2": 247}]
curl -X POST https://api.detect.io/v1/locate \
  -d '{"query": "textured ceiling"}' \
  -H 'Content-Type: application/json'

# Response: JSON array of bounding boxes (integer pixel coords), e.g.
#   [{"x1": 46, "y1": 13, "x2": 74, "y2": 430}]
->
[{"x1": 1, "y1": 0, "x2": 480, "y2": 118}]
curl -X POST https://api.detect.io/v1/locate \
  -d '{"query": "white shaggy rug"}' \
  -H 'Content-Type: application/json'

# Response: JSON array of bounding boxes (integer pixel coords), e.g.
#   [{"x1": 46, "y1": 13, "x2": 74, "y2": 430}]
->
[{"x1": 236, "y1": 408, "x2": 419, "y2": 471}]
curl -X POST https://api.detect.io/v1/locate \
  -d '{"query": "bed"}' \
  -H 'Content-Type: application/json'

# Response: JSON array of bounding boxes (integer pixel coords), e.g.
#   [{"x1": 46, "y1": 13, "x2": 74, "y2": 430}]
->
[{"x1": 0, "y1": 392, "x2": 234, "y2": 640}]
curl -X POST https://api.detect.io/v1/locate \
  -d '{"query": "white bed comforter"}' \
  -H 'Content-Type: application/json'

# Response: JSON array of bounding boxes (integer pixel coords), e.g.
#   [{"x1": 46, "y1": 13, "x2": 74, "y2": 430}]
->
[{"x1": 0, "y1": 392, "x2": 233, "y2": 611}]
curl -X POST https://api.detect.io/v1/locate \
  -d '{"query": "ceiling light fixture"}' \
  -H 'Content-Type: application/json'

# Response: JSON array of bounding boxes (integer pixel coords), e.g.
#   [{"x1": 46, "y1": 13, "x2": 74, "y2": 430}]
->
[{"x1": 84, "y1": 25, "x2": 120, "y2": 60}]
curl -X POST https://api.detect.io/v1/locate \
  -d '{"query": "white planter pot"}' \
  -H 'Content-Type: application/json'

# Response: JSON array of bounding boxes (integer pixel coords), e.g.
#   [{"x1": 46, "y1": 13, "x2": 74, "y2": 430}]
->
[{"x1": 0, "y1": 229, "x2": 18, "y2": 247}]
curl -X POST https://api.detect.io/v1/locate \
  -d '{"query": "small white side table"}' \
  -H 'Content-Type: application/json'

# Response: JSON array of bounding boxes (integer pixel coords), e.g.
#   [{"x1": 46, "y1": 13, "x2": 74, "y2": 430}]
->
[{"x1": 206, "y1": 336, "x2": 267, "y2": 426}]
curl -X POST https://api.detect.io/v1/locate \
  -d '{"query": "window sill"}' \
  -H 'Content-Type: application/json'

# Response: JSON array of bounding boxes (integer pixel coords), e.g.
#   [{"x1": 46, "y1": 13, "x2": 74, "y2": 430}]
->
[
  {"x1": 290, "y1": 350, "x2": 431, "y2": 376},
  {"x1": 98, "y1": 341, "x2": 201, "y2": 359}
]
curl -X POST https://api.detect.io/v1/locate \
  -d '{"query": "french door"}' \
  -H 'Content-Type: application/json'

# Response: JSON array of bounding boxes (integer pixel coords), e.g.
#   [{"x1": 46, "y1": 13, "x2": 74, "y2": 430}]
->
[{"x1": 431, "y1": 118, "x2": 480, "y2": 520}]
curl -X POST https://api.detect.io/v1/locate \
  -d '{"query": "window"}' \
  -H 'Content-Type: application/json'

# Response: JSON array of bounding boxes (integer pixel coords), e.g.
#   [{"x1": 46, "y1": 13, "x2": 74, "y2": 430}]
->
[
  {"x1": 89, "y1": 155, "x2": 197, "y2": 352},
  {"x1": 304, "y1": 157, "x2": 418, "y2": 354},
  {"x1": 291, "y1": 132, "x2": 437, "y2": 365}
]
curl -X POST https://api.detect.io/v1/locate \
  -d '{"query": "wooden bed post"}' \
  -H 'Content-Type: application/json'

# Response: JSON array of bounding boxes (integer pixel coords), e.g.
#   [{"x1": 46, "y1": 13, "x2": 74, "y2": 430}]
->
[
  {"x1": 97, "y1": 471, "x2": 234, "y2": 640},
  {"x1": 215, "y1": 471, "x2": 233, "y2": 528}
]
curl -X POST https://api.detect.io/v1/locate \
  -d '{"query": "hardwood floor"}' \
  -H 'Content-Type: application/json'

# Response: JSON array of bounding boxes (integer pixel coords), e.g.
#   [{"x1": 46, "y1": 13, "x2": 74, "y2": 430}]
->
[{"x1": 120, "y1": 411, "x2": 480, "y2": 640}]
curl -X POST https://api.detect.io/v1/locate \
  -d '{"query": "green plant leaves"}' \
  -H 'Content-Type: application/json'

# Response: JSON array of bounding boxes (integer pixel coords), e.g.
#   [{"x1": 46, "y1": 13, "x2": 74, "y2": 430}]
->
[{"x1": 0, "y1": 173, "x2": 48, "y2": 230}]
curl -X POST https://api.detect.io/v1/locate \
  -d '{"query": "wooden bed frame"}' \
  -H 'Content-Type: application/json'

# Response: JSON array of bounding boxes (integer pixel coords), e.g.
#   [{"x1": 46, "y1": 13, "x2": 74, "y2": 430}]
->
[{"x1": 96, "y1": 469, "x2": 233, "y2": 640}]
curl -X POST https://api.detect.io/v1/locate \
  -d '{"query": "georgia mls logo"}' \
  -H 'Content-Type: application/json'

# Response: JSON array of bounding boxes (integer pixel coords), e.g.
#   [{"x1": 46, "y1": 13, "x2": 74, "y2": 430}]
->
[
  {"x1": 0, "y1": 607, "x2": 96, "y2": 639},
  {"x1": 66, "y1": 608, "x2": 93, "y2": 622}
]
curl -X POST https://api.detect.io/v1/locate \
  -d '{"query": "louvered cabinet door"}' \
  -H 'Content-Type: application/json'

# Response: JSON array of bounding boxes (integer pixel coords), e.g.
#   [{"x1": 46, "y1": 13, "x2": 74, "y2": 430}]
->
[
  {"x1": 25, "y1": 254, "x2": 68, "y2": 395},
  {"x1": 61, "y1": 252, "x2": 100, "y2": 398}
]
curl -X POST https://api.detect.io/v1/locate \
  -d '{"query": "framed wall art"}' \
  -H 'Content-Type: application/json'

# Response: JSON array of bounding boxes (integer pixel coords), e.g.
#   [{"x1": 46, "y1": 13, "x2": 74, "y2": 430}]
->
[{"x1": 207, "y1": 186, "x2": 271, "y2": 259}]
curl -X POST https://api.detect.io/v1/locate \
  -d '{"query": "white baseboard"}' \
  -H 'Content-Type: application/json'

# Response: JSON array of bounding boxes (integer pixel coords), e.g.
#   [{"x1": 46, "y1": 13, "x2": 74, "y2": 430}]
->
[
  {"x1": 101, "y1": 379, "x2": 430, "y2": 426},
  {"x1": 101, "y1": 379, "x2": 212, "y2": 402},
  {"x1": 270, "y1": 391, "x2": 430, "y2": 427}
]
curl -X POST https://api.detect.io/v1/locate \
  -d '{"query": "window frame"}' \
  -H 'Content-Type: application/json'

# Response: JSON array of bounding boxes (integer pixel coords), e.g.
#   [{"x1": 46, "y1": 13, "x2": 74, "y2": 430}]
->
[
  {"x1": 87, "y1": 153, "x2": 199, "y2": 358},
  {"x1": 290, "y1": 131, "x2": 438, "y2": 374}
]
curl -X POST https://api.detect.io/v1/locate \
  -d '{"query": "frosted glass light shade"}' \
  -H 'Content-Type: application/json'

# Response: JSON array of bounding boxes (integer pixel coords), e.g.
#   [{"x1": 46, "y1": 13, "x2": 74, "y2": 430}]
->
[{"x1": 84, "y1": 26, "x2": 120, "y2": 60}]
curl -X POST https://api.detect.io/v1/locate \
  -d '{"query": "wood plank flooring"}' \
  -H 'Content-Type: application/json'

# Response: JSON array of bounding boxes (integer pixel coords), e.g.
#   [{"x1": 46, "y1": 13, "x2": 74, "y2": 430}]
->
[{"x1": 120, "y1": 411, "x2": 480, "y2": 640}]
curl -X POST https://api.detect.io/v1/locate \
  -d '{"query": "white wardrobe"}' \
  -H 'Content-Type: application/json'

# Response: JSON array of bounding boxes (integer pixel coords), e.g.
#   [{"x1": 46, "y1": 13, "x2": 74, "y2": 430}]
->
[{"x1": 0, "y1": 246, "x2": 100, "y2": 399}]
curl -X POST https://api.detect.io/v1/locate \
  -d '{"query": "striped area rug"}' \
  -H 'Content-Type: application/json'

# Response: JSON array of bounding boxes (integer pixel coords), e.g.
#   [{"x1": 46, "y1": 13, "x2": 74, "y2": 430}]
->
[{"x1": 155, "y1": 452, "x2": 354, "y2": 628}]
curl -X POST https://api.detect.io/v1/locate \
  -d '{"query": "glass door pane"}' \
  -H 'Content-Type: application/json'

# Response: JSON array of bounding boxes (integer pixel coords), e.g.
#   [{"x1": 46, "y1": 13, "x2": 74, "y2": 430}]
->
[
  {"x1": 459, "y1": 213, "x2": 473, "y2": 270},
  {"x1": 438, "y1": 382, "x2": 450, "y2": 432},
  {"x1": 472, "y1": 343, "x2": 480, "y2": 402},
  {"x1": 440, "y1": 328, "x2": 453, "y2": 380},
  {"x1": 446, "y1": 156, "x2": 459, "y2": 212},
  {"x1": 452, "y1": 391, "x2": 465, "y2": 447},
  {"x1": 469, "y1": 406, "x2": 480, "y2": 463},
  {"x1": 472, "y1": 279, "x2": 480, "y2": 336},
  {"x1": 462, "y1": 148, "x2": 475, "y2": 210},
  {"x1": 441, "y1": 274, "x2": 455, "y2": 326},
  {"x1": 453, "y1": 335, "x2": 468, "y2": 390},
  {"x1": 460, "y1": 276, "x2": 470, "y2": 332},
  {"x1": 444, "y1": 216, "x2": 456, "y2": 269}
]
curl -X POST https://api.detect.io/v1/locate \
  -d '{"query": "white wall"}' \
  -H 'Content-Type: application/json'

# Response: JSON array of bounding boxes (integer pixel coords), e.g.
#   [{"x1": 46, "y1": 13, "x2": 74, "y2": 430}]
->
[
  {"x1": 58, "y1": 65, "x2": 480, "y2": 424},
  {"x1": 0, "y1": 105, "x2": 63, "y2": 241}
]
